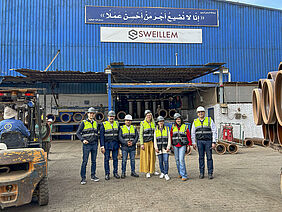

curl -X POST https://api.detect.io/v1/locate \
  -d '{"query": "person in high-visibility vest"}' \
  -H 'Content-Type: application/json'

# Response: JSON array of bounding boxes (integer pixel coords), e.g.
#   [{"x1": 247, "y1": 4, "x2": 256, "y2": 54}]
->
[
  {"x1": 139, "y1": 110, "x2": 159, "y2": 178},
  {"x1": 154, "y1": 116, "x2": 171, "y2": 181},
  {"x1": 191, "y1": 106, "x2": 217, "y2": 179},
  {"x1": 170, "y1": 113, "x2": 192, "y2": 181},
  {"x1": 76, "y1": 107, "x2": 99, "y2": 185},
  {"x1": 119, "y1": 114, "x2": 139, "y2": 179},
  {"x1": 100, "y1": 110, "x2": 120, "y2": 180}
]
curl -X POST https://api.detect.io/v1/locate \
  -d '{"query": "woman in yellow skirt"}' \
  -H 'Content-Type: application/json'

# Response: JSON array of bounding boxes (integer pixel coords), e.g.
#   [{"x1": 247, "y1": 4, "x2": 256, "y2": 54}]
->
[{"x1": 139, "y1": 110, "x2": 159, "y2": 178}]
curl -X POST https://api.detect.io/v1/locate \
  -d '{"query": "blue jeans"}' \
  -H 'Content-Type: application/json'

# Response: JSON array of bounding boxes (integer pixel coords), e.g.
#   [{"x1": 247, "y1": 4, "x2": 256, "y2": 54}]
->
[
  {"x1": 173, "y1": 146, "x2": 187, "y2": 179},
  {"x1": 197, "y1": 140, "x2": 214, "y2": 175},
  {"x1": 104, "y1": 148, "x2": 119, "y2": 175},
  {"x1": 121, "y1": 149, "x2": 136, "y2": 173},
  {"x1": 80, "y1": 143, "x2": 98, "y2": 180},
  {"x1": 158, "y1": 153, "x2": 169, "y2": 175}
]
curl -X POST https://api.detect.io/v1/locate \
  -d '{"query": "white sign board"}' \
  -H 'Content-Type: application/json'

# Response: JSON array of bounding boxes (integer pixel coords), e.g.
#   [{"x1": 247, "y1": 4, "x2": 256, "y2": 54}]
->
[{"x1": 100, "y1": 27, "x2": 202, "y2": 43}]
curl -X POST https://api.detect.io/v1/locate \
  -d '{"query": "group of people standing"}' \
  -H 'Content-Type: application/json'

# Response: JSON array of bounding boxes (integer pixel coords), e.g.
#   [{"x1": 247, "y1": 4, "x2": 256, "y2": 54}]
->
[{"x1": 76, "y1": 106, "x2": 217, "y2": 185}]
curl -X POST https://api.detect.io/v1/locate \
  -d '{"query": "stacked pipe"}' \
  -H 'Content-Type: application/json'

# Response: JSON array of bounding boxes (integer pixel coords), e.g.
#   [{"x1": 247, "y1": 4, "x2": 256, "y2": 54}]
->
[
  {"x1": 252, "y1": 62, "x2": 282, "y2": 147},
  {"x1": 217, "y1": 141, "x2": 238, "y2": 154}
]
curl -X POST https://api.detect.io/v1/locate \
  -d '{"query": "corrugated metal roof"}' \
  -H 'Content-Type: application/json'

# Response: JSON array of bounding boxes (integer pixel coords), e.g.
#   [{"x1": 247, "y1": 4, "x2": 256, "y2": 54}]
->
[
  {"x1": 12, "y1": 62, "x2": 224, "y2": 83},
  {"x1": 0, "y1": 0, "x2": 281, "y2": 83},
  {"x1": 13, "y1": 69, "x2": 107, "y2": 83},
  {"x1": 109, "y1": 63, "x2": 225, "y2": 83}
]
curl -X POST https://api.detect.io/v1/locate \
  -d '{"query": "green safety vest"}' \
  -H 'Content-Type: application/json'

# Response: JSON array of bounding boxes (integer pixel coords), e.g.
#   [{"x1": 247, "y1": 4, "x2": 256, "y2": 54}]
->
[
  {"x1": 141, "y1": 121, "x2": 155, "y2": 142},
  {"x1": 103, "y1": 121, "x2": 119, "y2": 142},
  {"x1": 193, "y1": 117, "x2": 212, "y2": 141},
  {"x1": 155, "y1": 126, "x2": 169, "y2": 150},
  {"x1": 82, "y1": 120, "x2": 98, "y2": 141},
  {"x1": 171, "y1": 124, "x2": 189, "y2": 146}
]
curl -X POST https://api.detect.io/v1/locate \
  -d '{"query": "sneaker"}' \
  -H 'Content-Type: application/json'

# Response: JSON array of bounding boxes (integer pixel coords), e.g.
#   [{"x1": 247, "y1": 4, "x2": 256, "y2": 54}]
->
[
  {"x1": 178, "y1": 175, "x2": 182, "y2": 178},
  {"x1": 91, "y1": 176, "x2": 100, "y2": 182},
  {"x1": 159, "y1": 173, "x2": 165, "y2": 179},
  {"x1": 121, "y1": 173, "x2": 126, "y2": 179},
  {"x1": 131, "y1": 172, "x2": 139, "y2": 177},
  {"x1": 164, "y1": 174, "x2": 170, "y2": 181},
  {"x1": 181, "y1": 178, "x2": 188, "y2": 181},
  {"x1": 114, "y1": 173, "x2": 120, "y2": 179},
  {"x1": 80, "y1": 179, "x2": 86, "y2": 185},
  {"x1": 146, "y1": 173, "x2": 151, "y2": 178},
  {"x1": 208, "y1": 174, "x2": 214, "y2": 180},
  {"x1": 105, "y1": 174, "x2": 110, "y2": 180},
  {"x1": 199, "y1": 174, "x2": 204, "y2": 179},
  {"x1": 154, "y1": 171, "x2": 160, "y2": 176}
]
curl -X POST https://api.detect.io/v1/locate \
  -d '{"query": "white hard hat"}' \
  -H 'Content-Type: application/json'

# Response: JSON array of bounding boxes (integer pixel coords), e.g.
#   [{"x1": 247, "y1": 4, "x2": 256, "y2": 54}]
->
[
  {"x1": 144, "y1": 110, "x2": 152, "y2": 116},
  {"x1": 156, "y1": 116, "x2": 165, "y2": 122},
  {"x1": 87, "y1": 107, "x2": 96, "y2": 113},
  {"x1": 108, "y1": 110, "x2": 116, "y2": 117},
  {"x1": 124, "y1": 114, "x2": 133, "y2": 121},
  {"x1": 47, "y1": 118, "x2": 53, "y2": 122},
  {"x1": 196, "y1": 106, "x2": 205, "y2": 112}
]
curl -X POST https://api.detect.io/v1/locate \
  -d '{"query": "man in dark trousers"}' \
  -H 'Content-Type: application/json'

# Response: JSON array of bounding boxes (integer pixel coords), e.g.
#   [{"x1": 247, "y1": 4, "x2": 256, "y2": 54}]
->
[
  {"x1": 100, "y1": 110, "x2": 120, "y2": 180},
  {"x1": 76, "y1": 107, "x2": 99, "y2": 185},
  {"x1": 119, "y1": 114, "x2": 139, "y2": 179},
  {"x1": 191, "y1": 106, "x2": 217, "y2": 179}
]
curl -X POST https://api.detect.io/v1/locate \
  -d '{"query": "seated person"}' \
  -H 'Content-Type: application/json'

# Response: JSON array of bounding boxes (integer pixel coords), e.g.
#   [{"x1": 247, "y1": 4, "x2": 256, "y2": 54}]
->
[{"x1": 0, "y1": 106, "x2": 30, "y2": 138}]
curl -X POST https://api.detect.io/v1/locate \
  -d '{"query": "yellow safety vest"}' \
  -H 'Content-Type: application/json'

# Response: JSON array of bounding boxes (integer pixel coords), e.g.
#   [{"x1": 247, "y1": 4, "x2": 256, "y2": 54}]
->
[
  {"x1": 103, "y1": 121, "x2": 119, "y2": 142},
  {"x1": 155, "y1": 126, "x2": 169, "y2": 150},
  {"x1": 193, "y1": 117, "x2": 212, "y2": 141},
  {"x1": 141, "y1": 120, "x2": 155, "y2": 142}
]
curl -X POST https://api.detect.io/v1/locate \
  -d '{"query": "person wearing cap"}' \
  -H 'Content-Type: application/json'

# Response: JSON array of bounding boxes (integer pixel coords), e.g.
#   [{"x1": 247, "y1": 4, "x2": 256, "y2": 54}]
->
[
  {"x1": 36, "y1": 117, "x2": 53, "y2": 160},
  {"x1": 139, "y1": 110, "x2": 159, "y2": 178},
  {"x1": 154, "y1": 116, "x2": 171, "y2": 181},
  {"x1": 0, "y1": 106, "x2": 30, "y2": 138},
  {"x1": 76, "y1": 107, "x2": 100, "y2": 185},
  {"x1": 119, "y1": 114, "x2": 139, "y2": 179},
  {"x1": 170, "y1": 113, "x2": 192, "y2": 181},
  {"x1": 191, "y1": 106, "x2": 217, "y2": 179},
  {"x1": 100, "y1": 110, "x2": 120, "y2": 180}
]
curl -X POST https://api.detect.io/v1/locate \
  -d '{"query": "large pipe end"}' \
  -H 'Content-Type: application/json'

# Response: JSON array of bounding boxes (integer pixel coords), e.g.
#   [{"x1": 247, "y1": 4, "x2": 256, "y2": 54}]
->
[
  {"x1": 244, "y1": 139, "x2": 254, "y2": 148},
  {"x1": 263, "y1": 139, "x2": 270, "y2": 147},
  {"x1": 227, "y1": 144, "x2": 238, "y2": 154},
  {"x1": 94, "y1": 112, "x2": 105, "y2": 122},
  {"x1": 215, "y1": 144, "x2": 226, "y2": 155}
]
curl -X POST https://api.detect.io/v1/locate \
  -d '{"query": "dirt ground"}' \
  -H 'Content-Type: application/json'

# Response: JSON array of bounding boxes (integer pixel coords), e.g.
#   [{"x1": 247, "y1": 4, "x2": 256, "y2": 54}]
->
[{"x1": 4, "y1": 140, "x2": 282, "y2": 212}]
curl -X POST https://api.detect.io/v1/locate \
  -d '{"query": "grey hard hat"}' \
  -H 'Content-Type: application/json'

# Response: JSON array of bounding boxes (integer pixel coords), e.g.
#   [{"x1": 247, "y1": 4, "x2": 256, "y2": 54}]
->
[
  {"x1": 156, "y1": 116, "x2": 165, "y2": 122},
  {"x1": 173, "y1": 113, "x2": 181, "y2": 120},
  {"x1": 144, "y1": 110, "x2": 152, "y2": 116},
  {"x1": 87, "y1": 107, "x2": 96, "y2": 113},
  {"x1": 108, "y1": 110, "x2": 116, "y2": 117}
]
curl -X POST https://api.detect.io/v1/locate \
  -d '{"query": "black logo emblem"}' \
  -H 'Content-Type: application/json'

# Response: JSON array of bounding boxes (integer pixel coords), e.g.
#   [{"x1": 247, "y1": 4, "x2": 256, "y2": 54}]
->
[{"x1": 128, "y1": 30, "x2": 138, "y2": 40}]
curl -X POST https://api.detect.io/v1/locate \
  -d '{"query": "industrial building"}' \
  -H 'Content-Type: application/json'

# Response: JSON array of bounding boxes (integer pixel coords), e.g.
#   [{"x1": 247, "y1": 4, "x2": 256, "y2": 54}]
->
[{"x1": 0, "y1": 0, "x2": 281, "y2": 140}]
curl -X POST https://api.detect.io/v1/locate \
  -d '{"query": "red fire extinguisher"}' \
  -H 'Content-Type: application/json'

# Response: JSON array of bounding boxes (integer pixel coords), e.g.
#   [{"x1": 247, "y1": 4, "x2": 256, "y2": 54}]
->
[{"x1": 222, "y1": 124, "x2": 233, "y2": 142}]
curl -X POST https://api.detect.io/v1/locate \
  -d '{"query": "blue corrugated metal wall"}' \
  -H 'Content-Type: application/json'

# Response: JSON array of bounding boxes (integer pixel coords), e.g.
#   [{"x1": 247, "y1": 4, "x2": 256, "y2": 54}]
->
[{"x1": 0, "y1": 0, "x2": 281, "y2": 82}]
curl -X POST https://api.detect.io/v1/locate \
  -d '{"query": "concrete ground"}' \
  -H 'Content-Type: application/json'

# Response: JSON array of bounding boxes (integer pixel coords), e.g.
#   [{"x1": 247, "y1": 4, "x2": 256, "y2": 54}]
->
[{"x1": 5, "y1": 141, "x2": 282, "y2": 212}]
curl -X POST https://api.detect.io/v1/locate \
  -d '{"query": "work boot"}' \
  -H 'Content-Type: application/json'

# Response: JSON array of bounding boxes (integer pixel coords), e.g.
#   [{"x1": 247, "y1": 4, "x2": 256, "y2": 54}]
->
[
  {"x1": 105, "y1": 174, "x2": 110, "y2": 180},
  {"x1": 199, "y1": 174, "x2": 204, "y2": 179},
  {"x1": 131, "y1": 172, "x2": 139, "y2": 177},
  {"x1": 80, "y1": 179, "x2": 86, "y2": 185},
  {"x1": 121, "y1": 173, "x2": 126, "y2": 179},
  {"x1": 208, "y1": 174, "x2": 214, "y2": 180},
  {"x1": 114, "y1": 173, "x2": 120, "y2": 179},
  {"x1": 91, "y1": 176, "x2": 100, "y2": 182}
]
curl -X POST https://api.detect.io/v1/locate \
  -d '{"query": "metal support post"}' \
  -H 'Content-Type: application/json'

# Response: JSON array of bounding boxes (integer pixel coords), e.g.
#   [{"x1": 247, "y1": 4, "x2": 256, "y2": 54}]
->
[
  {"x1": 107, "y1": 73, "x2": 112, "y2": 111},
  {"x1": 219, "y1": 68, "x2": 224, "y2": 104}
]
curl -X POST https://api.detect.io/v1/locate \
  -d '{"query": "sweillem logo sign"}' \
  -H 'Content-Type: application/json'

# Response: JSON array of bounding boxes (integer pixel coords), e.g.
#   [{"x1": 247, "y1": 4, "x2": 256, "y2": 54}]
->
[
  {"x1": 101, "y1": 27, "x2": 202, "y2": 44},
  {"x1": 128, "y1": 30, "x2": 138, "y2": 40}
]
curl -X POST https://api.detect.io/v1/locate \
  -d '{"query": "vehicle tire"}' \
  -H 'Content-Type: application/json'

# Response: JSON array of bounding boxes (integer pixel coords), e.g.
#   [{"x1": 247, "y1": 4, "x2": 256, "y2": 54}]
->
[{"x1": 37, "y1": 176, "x2": 49, "y2": 206}]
